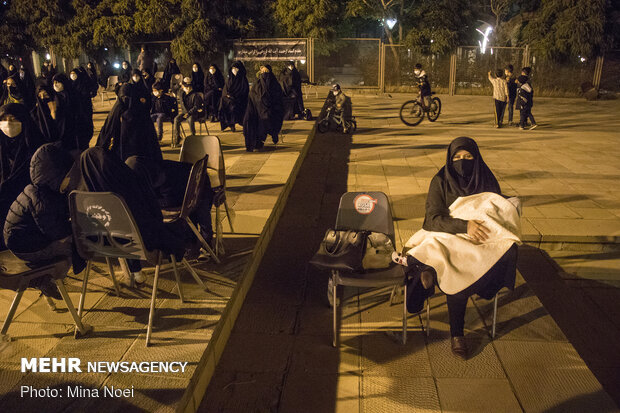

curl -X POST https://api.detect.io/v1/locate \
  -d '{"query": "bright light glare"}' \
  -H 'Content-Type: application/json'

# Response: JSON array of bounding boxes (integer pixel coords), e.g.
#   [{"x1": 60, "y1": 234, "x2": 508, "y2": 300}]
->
[
  {"x1": 579, "y1": 56, "x2": 586, "y2": 62},
  {"x1": 386, "y1": 19, "x2": 397, "y2": 30},
  {"x1": 113, "y1": 62, "x2": 120, "y2": 69},
  {"x1": 104, "y1": 47, "x2": 108, "y2": 51},
  {"x1": 300, "y1": 59, "x2": 306, "y2": 64},
  {"x1": 45, "y1": 53, "x2": 51, "y2": 60},
  {"x1": 476, "y1": 26, "x2": 493, "y2": 54}
]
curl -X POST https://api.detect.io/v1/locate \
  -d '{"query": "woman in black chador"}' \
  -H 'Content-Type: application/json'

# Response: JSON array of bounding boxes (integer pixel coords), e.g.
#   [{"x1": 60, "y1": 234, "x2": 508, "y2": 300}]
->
[
  {"x1": 97, "y1": 70, "x2": 161, "y2": 162},
  {"x1": 203, "y1": 64, "x2": 225, "y2": 121},
  {"x1": 399, "y1": 137, "x2": 518, "y2": 360},
  {"x1": 31, "y1": 82, "x2": 60, "y2": 143},
  {"x1": 280, "y1": 61, "x2": 305, "y2": 120},
  {"x1": 190, "y1": 62, "x2": 204, "y2": 93},
  {"x1": 51, "y1": 73, "x2": 81, "y2": 150},
  {"x1": 118, "y1": 60, "x2": 133, "y2": 84},
  {"x1": 243, "y1": 65, "x2": 284, "y2": 152},
  {"x1": 162, "y1": 58, "x2": 181, "y2": 92},
  {"x1": 70, "y1": 67, "x2": 95, "y2": 150},
  {"x1": 219, "y1": 61, "x2": 249, "y2": 132},
  {"x1": 0, "y1": 103, "x2": 44, "y2": 249}
]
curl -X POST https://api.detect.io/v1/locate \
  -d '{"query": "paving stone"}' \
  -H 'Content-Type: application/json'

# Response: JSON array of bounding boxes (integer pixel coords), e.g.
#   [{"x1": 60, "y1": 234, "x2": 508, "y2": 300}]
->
[
  {"x1": 280, "y1": 373, "x2": 360, "y2": 413},
  {"x1": 288, "y1": 334, "x2": 361, "y2": 375},
  {"x1": 360, "y1": 332, "x2": 431, "y2": 378},
  {"x1": 436, "y1": 378, "x2": 522, "y2": 412},
  {"x1": 199, "y1": 371, "x2": 283, "y2": 412},
  {"x1": 360, "y1": 376, "x2": 440, "y2": 413},
  {"x1": 495, "y1": 340, "x2": 618, "y2": 412}
]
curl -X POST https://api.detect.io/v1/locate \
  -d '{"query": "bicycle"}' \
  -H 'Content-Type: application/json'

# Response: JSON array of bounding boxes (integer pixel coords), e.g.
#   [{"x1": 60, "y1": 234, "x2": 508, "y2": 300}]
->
[
  {"x1": 317, "y1": 106, "x2": 357, "y2": 134},
  {"x1": 399, "y1": 93, "x2": 442, "y2": 126}
]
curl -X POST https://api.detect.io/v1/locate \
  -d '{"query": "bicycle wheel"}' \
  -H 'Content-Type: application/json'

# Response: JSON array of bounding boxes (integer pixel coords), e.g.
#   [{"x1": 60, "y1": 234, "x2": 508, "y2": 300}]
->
[
  {"x1": 427, "y1": 97, "x2": 442, "y2": 122},
  {"x1": 399, "y1": 100, "x2": 424, "y2": 126},
  {"x1": 317, "y1": 118, "x2": 330, "y2": 133}
]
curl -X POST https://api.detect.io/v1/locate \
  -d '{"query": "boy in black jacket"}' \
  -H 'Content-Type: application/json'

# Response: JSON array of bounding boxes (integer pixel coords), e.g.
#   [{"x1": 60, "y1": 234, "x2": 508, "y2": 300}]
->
[
  {"x1": 516, "y1": 75, "x2": 537, "y2": 130},
  {"x1": 505, "y1": 65, "x2": 517, "y2": 125},
  {"x1": 172, "y1": 78, "x2": 205, "y2": 147},
  {"x1": 150, "y1": 81, "x2": 178, "y2": 142}
]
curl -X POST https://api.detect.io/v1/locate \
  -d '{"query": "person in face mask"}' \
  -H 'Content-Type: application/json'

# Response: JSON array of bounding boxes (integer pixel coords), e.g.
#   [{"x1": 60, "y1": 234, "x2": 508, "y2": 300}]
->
[
  {"x1": 119, "y1": 60, "x2": 133, "y2": 84},
  {"x1": 162, "y1": 58, "x2": 181, "y2": 92},
  {"x1": 172, "y1": 79, "x2": 204, "y2": 147},
  {"x1": 400, "y1": 137, "x2": 516, "y2": 360},
  {"x1": 51, "y1": 73, "x2": 82, "y2": 151},
  {"x1": 1, "y1": 76, "x2": 25, "y2": 106},
  {"x1": 203, "y1": 64, "x2": 224, "y2": 122},
  {"x1": 413, "y1": 63, "x2": 432, "y2": 108},
  {"x1": 31, "y1": 82, "x2": 60, "y2": 143},
  {"x1": 280, "y1": 61, "x2": 305, "y2": 120},
  {"x1": 69, "y1": 67, "x2": 95, "y2": 150},
  {"x1": 219, "y1": 61, "x2": 249, "y2": 132},
  {"x1": 150, "y1": 81, "x2": 178, "y2": 142},
  {"x1": 190, "y1": 62, "x2": 204, "y2": 93},
  {"x1": 0, "y1": 103, "x2": 45, "y2": 250}
]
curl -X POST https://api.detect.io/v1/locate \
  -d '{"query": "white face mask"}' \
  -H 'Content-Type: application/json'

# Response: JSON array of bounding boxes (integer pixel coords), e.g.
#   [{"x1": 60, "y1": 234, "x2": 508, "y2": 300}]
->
[
  {"x1": 70, "y1": 73, "x2": 78, "y2": 81},
  {"x1": 414, "y1": 69, "x2": 420, "y2": 76},
  {"x1": 193, "y1": 67, "x2": 198, "y2": 72},
  {"x1": 122, "y1": 64, "x2": 128, "y2": 69},
  {"x1": 132, "y1": 75, "x2": 141, "y2": 83},
  {"x1": 19, "y1": 71, "x2": 25, "y2": 79},
  {"x1": 288, "y1": 66, "x2": 294, "y2": 71},
  {"x1": 153, "y1": 91, "x2": 161, "y2": 97},
  {"x1": 231, "y1": 68, "x2": 239, "y2": 76},
  {"x1": 333, "y1": 90, "x2": 340, "y2": 95},
  {"x1": 0, "y1": 121, "x2": 22, "y2": 138},
  {"x1": 53, "y1": 83, "x2": 64, "y2": 93},
  {"x1": 209, "y1": 68, "x2": 215, "y2": 74}
]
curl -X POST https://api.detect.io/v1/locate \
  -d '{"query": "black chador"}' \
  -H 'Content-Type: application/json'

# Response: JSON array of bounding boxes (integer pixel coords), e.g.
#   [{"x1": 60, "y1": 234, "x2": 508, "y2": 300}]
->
[{"x1": 243, "y1": 66, "x2": 284, "y2": 152}]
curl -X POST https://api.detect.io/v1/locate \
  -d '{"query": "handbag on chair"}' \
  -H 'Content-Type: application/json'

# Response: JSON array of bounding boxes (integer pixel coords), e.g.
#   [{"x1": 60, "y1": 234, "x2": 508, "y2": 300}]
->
[
  {"x1": 362, "y1": 232, "x2": 395, "y2": 270},
  {"x1": 309, "y1": 229, "x2": 368, "y2": 272}
]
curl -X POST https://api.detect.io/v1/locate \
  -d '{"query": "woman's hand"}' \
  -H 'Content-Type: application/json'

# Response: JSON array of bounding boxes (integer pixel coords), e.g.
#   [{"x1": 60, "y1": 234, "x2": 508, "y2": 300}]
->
[{"x1": 467, "y1": 220, "x2": 490, "y2": 242}]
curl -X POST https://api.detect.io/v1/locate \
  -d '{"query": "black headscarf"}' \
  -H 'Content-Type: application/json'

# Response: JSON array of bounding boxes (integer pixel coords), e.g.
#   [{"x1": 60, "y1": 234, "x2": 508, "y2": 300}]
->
[
  {"x1": 224, "y1": 61, "x2": 249, "y2": 98},
  {"x1": 191, "y1": 62, "x2": 204, "y2": 92},
  {"x1": 442, "y1": 137, "x2": 500, "y2": 198},
  {"x1": 204, "y1": 64, "x2": 225, "y2": 92},
  {"x1": 52, "y1": 73, "x2": 81, "y2": 150},
  {"x1": 31, "y1": 82, "x2": 60, "y2": 143},
  {"x1": 162, "y1": 58, "x2": 181, "y2": 91},
  {"x1": 1, "y1": 75, "x2": 25, "y2": 106},
  {"x1": 119, "y1": 60, "x2": 133, "y2": 83}
]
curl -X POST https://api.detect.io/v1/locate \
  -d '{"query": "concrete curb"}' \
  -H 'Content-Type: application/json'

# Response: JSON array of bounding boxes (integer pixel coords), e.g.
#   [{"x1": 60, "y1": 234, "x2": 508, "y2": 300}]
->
[{"x1": 177, "y1": 125, "x2": 318, "y2": 413}]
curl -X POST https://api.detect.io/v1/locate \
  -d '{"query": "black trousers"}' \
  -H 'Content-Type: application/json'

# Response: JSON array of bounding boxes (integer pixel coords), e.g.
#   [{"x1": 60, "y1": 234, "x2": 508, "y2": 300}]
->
[
  {"x1": 446, "y1": 244, "x2": 518, "y2": 337},
  {"x1": 507, "y1": 97, "x2": 515, "y2": 122},
  {"x1": 494, "y1": 99, "x2": 507, "y2": 126}
]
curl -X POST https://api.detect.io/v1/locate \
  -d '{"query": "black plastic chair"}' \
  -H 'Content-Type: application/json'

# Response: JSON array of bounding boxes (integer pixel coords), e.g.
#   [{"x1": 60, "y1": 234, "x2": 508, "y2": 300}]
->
[
  {"x1": 330, "y1": 191, "x2": 429, "y2": 347},
  {"x1": 0, "y1": 252, "x2": 92, "y2": 341},
  {"x1": 69, "y1": 188, "x2": 206, "y2": 346}
]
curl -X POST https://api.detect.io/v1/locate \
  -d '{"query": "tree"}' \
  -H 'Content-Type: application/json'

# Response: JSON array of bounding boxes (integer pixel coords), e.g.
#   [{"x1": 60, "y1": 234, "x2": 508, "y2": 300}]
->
[
  {"x1": 489, "y1": 0, "x2": 512, "y2": 45},
  {"x1": 274, "y1": 0, "x2": 341, "y2": 40},
  {"x1": 521, "y1": 0, "x2": 608, "y2": 59}
]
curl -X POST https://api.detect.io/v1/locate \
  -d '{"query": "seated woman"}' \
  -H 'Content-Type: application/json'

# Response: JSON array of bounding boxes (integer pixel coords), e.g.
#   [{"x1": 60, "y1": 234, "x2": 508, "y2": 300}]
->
[
  {"x1": 3, "y1": 144, "x2": 81, "y2": 299},
  {"x1": 397, "y1": 137, "x2": 521, "y2": 359},
  {"x1": 0, "y1": 103, "x2": 44, "y2": 250},
  {"x1": 203, "y1": 64, "x2": 225, "y2": 122}
]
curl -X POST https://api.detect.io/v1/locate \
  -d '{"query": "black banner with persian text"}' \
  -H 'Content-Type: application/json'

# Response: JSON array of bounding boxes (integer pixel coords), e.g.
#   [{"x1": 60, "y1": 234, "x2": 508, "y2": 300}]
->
[{"x1": 233, "y1": 40, "x2": 307, "y2": 61}]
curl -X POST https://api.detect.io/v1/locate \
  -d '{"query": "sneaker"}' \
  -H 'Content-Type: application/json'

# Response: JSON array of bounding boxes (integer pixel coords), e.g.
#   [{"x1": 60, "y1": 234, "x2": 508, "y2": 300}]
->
[
  {"x1": 519, "y1": 126, "x2": 525, "y2": 130},
  {"x1": 132, "y1": 271, "x2": 146, "y2": 284},
  {"x1": 529, "y1": 124, "x2": 538, "y2": 130},
  {"x1": 392, "y1": 252, "x2": 408, "y2": 266},
  {"x1": 494, "y1": 124, "x2": 499, "y2": 128}
]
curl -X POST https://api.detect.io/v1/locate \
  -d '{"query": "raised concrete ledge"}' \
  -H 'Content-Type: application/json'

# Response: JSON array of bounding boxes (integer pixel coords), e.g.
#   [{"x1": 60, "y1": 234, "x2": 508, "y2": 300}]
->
[
  {"x1": 177, "y1": 126, "x2": 317, "y2": 413},
  {"x1": 522, "y1": 217, "x2": 620, "y2": 251}
]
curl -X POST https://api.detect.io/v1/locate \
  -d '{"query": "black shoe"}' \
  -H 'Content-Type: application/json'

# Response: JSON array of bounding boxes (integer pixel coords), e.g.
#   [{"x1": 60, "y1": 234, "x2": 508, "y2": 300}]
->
[
  {"x1": 38, "y1": 278, "x2": 62, "y2": 300},
  {"x1": 230, "y1": 124, "x2": 236, "y2": 132},
  {"x1": 451, "y1": 336, "x2": 468, "y2": 360}
]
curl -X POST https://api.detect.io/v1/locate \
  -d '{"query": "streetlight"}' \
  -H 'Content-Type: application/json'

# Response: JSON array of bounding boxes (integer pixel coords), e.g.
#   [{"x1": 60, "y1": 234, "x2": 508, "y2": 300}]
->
[
  {"x1": 476, "y1": 22, "x2": 493, "y2": 54},
  {"x1": 385, "y1": 18, "x2": 397, "y2": 30}
]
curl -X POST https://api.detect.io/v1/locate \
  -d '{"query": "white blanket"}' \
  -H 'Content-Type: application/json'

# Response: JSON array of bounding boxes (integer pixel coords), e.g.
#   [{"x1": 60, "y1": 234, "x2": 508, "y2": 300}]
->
[{"x1": 405, "y1": 192, "x2": 522, "y2": 295}]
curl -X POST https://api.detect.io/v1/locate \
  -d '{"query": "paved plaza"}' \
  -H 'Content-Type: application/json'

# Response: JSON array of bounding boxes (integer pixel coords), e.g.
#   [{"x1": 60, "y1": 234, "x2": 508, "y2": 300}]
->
[{"x1": 1, "y1": 91, "x2": 620, "y2": 412}]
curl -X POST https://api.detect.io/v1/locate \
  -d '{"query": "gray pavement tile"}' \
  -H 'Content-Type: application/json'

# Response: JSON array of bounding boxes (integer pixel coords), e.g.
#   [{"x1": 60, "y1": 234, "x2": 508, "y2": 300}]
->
[
  {"x1": 280, "y1": 373, "x2": 360, "y2": 413},
  {"x1": 232, "y1": 300, "x2": 297, "y2": 335},
  {"x1": 494, "y1": 340, "x2": 618, "y2": 413},
  {"x1": 199, "y1": 370, "x2": 283, "y2": 413},
  {"x1": 216, "y1": 332, "x2": 294, "y2": 373},
  {"x1": 0, "y1": 321, "x2": 71, "y2": 363},
  {"x1": 360, "y1": 376, "x2": 440, "y2": 413},
  {"x1": 360, "y1": 332, "x2": 432, "y2": 378},
  {"x1": 288, "y1": 334, "x2": 361, "y2": 375},
  {"x1": 436, "y1": 378, "x2": 523, "y2": 413}
]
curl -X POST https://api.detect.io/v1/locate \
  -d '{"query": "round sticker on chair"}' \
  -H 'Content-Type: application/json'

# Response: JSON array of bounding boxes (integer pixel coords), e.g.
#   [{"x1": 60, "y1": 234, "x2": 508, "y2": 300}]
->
[
  {"x1": 87, "y1": 205, "x2": 112, "y2": 227},
  {"x1": 353, "y1": 194, "x2": 377, "y2": 215}
]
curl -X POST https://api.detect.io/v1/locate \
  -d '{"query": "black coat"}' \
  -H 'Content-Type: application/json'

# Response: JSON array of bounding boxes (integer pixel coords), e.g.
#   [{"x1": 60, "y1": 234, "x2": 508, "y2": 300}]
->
[
  {"x1": 203, "y1": 66, "x2": 225, "y2": 115},
  {"x1": 219, "y1": 62, "x2": 249, "y2": 128},
  {"x1": 191, "y1": 64, "x2": 205, "y2": 93},
  {"x1": 243, "y1": 71, "x2": 284, "y2": 150},
  {"x1": 51, "y1": 73, "x2": 81, "y2": 150},
  {"x1": 151, "y1": 93, "x2": 178, "y2": 118},
  {"x1": 162, "y1": 60, "x2": 181, "y2": 92},
  {"x1": 280, "y1": 67, "x2": 304, "y2": 118},
  {"x1": 181, "y1": 90, "x2": 204, "y2": 117}
]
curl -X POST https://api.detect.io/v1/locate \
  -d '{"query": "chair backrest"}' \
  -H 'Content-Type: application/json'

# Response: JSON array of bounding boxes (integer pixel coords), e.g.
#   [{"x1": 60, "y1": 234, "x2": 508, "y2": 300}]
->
[
  {"x1": 178, "y1": 155, "x2": 209, "y2": 219},
  {"x1": 179, "y1": 135, "x2": 226, "y2": 188},
  {"x1": 106, "y1": 75, "x2": 118, "y2": 91},
  {"x1": 69, "y1": 191, "x2": 151, "y2": 261},
  {"x1": 335, "y1": 192, "x2": 395, "y2": 244},
  {"x1": 154, "y1": 71, "x2": 164, "y2": 79}
]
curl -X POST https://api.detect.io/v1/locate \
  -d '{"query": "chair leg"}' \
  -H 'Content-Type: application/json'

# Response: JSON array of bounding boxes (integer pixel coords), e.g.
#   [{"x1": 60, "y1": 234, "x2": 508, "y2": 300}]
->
[
  {"x1": 119, "y1": 258, "x2": 132, "y2": 288},
  {"x1": 492, "y1": 293, "x2": 498, "y2": 339},
  {"x1": 104, "y1": 257, "x2": 122, "y2": 296},
  {"x1": 1, "y1": 283, "x2": 27, "y2": 338},
  {"x1": 146, "y1": 252, "x2": 162, "y2": 347},
  {"x1": 56, "y1": 279, "x2": 91, "y2": 337},
  {"x1": 426, "y1": 298, "x2": 430, "y2": 337},
  {"x1": 170, "y1": 255, "x2": 185, "y2": 303},
  {"x1": 183, "y1": 258, "x2": 206, "y2": 289},
  {"x1": 74, "y1": 261, "x2": 92, "y2": 336},
  {"x1": 332, "y1": 277, "x2": 338, "y2": 348},
  {"x1": 186, "y1": 218, "x2": 221, "y2": 264},
  {"x1": 224, "y1": 200, "x2": 234, "y2": 232},
  {"x1": 402, "y1": 282, "x2": 407, "y2": 345}
]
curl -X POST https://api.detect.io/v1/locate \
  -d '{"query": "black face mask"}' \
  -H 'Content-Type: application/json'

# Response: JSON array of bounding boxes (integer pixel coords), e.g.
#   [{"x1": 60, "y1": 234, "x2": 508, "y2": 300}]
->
[{"x1": 453, "y1": 159, "x2": 474, "y2": 178}]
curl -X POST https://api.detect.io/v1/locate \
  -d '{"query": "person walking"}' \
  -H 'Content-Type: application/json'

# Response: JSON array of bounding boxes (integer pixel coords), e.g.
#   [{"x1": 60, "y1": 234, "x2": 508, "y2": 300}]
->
[{"x1": 488, "y1": 70, "x2": 509, "y2": 128}]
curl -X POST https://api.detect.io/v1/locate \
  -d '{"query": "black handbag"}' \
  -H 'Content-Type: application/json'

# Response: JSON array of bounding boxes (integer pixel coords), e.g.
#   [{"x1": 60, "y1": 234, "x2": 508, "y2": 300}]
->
[{"x1": 309, "y1": 229, "x2": 368, "y2": 272}]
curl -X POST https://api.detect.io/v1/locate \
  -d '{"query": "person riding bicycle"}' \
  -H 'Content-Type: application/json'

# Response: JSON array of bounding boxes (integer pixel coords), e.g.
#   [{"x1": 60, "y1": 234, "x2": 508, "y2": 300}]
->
[
  {"x1": 414, "y1": 63, "x2": 432, "y2": 107},
  {"x1": 322, "y1": 84, "x2": 353, "y2": 133}
]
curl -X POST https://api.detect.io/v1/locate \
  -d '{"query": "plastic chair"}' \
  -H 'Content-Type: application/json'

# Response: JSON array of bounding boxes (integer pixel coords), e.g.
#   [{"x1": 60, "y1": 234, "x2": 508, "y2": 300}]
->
[
  {"x1": 179, "y1": 135, "x2": 234, "y2": 258},
  {"x1": 0, "y1": 251, "x2": 92, "y2": 341},
  {"x1": 330, "y1": 191, "x2": 429, "y2": 347},
  {"x1": 101, "y1": 75, "x2": 118, "y2": 105},
  {"x1": 69, "y1": 190, "x2": 206, "y2": 346}
]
